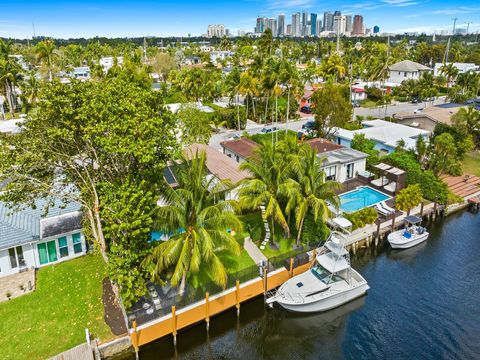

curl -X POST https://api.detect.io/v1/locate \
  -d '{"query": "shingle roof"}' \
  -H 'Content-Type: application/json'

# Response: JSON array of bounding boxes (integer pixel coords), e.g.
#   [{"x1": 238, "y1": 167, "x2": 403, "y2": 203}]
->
[
  {"x1": 220, "y1": 138, "x2": 259, "y2": 159},
  {"x1": 0, "y1": 199, "x2": 82, "y2": 250},
  {"x1": 183, "y1": 143, "x2": 250, "y2": 184},
  {"x1": 389, "y1": 60, "x2": 431, "y2": 72},
  {"x1": 305, "y1": 138, "x2": 343, "y2": 154}
]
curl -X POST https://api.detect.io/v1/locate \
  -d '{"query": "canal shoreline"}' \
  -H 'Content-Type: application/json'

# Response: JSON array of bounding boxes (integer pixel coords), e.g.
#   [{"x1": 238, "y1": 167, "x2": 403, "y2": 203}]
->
[{"x1": 93, "y1": 200, "x2": 477, "y2": 359}]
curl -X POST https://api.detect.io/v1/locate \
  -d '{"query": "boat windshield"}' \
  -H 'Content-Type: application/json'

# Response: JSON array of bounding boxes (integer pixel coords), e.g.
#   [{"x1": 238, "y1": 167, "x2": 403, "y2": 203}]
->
[{"x1": 311, "y1": 265, "x2": 344, "y2": 284}]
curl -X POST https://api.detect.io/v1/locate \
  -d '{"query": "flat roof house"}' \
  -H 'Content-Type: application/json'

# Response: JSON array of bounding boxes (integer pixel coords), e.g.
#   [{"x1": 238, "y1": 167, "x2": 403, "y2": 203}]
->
[
  {"x1": 0, "y1": 199, "x2": 87, "y2": 278},
  {"x1": 394, "y1": 104, "x2": 467, "y2": 132},
  {"x1": 388, "y1": 60, "x2": 431, "y2": 85},
  {"x1": 333, "y1": 119, "x2": 430, "y2": 154}
]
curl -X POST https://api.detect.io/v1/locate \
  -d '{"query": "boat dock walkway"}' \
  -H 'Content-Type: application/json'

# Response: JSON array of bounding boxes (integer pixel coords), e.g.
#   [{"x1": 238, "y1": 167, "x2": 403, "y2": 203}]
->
[{"x1": 49, "y1": 343, "x2": 94, "y2": 360}]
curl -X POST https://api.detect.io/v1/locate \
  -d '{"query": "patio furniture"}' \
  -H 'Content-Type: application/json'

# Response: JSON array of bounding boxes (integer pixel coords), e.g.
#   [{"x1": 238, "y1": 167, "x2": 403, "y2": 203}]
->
[
  {"x1": 383, "y1": 182, "x2": 397, "y2": 193},
  {"x1": 375, "y1": 204, "x2": 390, "y2": 216},
  {"x1": 380, "y1": 201, "x2": 396, "y2": 213},
  {"x1": 371, "y1": 176, "x2": 390, "y2": 187}
]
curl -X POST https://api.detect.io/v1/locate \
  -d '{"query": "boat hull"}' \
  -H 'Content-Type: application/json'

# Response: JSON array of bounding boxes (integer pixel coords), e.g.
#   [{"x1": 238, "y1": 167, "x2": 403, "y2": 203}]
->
[
  {"x1": 388, "y1": 231, "x2": 429, "y2": 249},
  {"x1": 276, "y1": 282, "x2": 369, "y2": 313}
]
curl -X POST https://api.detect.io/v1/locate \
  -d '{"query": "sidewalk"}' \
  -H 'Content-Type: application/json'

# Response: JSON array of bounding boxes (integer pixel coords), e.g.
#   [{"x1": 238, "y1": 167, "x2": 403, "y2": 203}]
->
[{"x1": 243, "y1": 237, "x2": 267, "y2": 265}]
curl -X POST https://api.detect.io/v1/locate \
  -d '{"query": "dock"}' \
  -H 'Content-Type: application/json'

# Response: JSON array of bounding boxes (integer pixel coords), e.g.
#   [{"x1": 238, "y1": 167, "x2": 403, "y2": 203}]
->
[{"x1": 49, "y1": 343, "x2": 93, "y2": 360}]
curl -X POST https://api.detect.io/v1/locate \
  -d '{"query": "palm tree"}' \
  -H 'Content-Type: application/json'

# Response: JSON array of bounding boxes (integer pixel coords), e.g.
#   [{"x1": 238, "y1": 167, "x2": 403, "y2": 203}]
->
[
  {"x1": 20, "y1": 72, "x2": 41, "y2": 112},
  {"x1": 439, "y1": 63, "x2": 459, "y2": 88},
  {"x1": 36, "y1": 39, "x2": 57, "y2": 81},
  {"x1": 239, "y1": 140, "x2": 290, "y2": 240},
  {"x1": 237, "y1": 71, "x2": 259, "y2": 121},
  {"x1": 0, "y1": 40, "x2": 23, "y2": 117},
  {"x1": 287, "y1": 146, "x2": 340, "y2": 246},
  {"x1": 145, "y1": 151, "x2": 241, "y2": 294}
]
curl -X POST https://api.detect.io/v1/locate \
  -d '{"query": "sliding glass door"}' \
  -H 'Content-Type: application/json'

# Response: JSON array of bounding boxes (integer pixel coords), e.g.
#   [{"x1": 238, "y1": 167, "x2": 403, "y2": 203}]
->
[{"x1": 37, "y1": 240, "x2": 58, "y2": 265}]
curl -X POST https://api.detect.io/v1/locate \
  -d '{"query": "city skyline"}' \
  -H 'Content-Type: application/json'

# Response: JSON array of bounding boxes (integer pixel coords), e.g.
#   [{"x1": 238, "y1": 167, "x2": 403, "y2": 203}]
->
[{"x1": 1, "y1": 0, "x2": 480, "y2": 39}]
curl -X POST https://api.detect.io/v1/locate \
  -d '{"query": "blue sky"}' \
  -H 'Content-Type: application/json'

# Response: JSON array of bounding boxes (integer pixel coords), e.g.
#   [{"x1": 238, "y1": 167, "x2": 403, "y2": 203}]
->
[{"x1": 0, "y1": 0, "x2": 479, "y2": 38}]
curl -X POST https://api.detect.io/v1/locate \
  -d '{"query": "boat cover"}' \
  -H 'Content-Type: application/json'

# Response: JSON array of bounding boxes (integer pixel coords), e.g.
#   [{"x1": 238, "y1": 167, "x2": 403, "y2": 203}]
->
[{"x1": 316, "y1": 253, "x2": 349, "y2": 273}]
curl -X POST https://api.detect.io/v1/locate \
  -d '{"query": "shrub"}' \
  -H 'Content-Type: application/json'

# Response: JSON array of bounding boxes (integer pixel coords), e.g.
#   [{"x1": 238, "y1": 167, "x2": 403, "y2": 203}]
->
[{"x1": 344, "y1": 207, "x2": 378, "y2": 230}]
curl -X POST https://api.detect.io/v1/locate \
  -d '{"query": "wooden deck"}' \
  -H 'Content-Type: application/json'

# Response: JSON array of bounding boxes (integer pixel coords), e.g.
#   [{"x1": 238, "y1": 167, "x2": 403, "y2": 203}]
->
[
  {"x1": 441, "y1": 174, "x2": 480, "y2": 198},
  {"x1": 50, "y1": 343, "x2": 93, "y2": 360}
]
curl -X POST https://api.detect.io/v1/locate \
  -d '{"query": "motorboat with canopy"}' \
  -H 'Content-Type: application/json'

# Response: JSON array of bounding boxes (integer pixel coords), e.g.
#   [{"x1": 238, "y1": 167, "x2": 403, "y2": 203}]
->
[
  {"x1": 388, "y1": 215, "x2": 429, "y2": 249},
  {"x1": 266, "y1": 231, "x2": 369, "y2": 313}
]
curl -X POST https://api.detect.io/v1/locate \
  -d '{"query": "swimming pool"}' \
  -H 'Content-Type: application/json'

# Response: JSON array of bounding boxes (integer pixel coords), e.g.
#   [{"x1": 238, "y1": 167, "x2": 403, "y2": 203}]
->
[{"x1": 339, "y1": 186, "x2": 390, "y2": 213}]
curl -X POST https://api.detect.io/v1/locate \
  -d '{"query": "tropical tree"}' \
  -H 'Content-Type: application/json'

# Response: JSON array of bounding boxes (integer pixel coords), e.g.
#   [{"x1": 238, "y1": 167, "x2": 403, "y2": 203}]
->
[
  {"x1": 439, "y1": 63, "x2": 459, "y2": 88},
  {"x1": 36, "y1": 39, "x2": 57, "y2": 81},
  {"x1": 238, "y1": 70, "x2": 260, "y2": 121},
  {"x1": 145, "y1": 151, "x2": 241, "y2": 293},
  {"x1": 20, "y1": 72, "x2": 41, "y2": 112},
  {"x1": 177, "y1": 104, "x2": 212, "y2": 145},
  {"x1": 429, "y1": 132, "x2": 460, "y2": 176},
  {"x1": 287, "y1": 146, "x2": 340, "y2": 246},
  {"x1": 0, "y1": 40, "x2": 22, "y2": 117},
  {"x1": 395, "y1": 184, "x2": 423, "y2": 215},
  {"x1": 239, "y1": 140, "x2": 290, "y2": 240},
  {"x1": 452, "y1": 106, "x2": 480, "y2": 147}
]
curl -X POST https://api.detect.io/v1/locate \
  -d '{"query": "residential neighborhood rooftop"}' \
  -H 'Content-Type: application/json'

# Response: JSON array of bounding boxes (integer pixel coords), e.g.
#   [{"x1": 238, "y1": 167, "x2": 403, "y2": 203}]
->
[
  {"x1": 394, "y1": 104, "x2": 466, "y2": 126},
  {"x1": 184, "y1": 143, "x2": 250, "y2": 184},
  {"x1": 305, "y1": 138, "x2": 343, "y2": 154},
  {"x1": 220, "y1": 138, "x2": 259, "y2": 159},
  {"x1": 320, "y1": 147, "x2": 369, "y2": 166},
  {"x1": 388, "y1": 60, "x2": 431, "y2": 72}
]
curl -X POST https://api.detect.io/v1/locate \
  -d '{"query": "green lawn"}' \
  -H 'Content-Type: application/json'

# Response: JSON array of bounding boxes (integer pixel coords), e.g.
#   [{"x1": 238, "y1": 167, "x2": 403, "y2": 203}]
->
[
  {"x1": 462, "y1": 151, "x2": 480, "y2": 176},
  {"x1": 359, "y1": 99, "x2": 378, "y2": 108},
  {"x1": 262, "y1": 237, "x2": 297, "y2": 258},
  {"x1": 0, "y1": 254, "x2": 113, "y2": 360},
  {"x1": 250, "y1": 129, "x2": 298, "y2": 145}
]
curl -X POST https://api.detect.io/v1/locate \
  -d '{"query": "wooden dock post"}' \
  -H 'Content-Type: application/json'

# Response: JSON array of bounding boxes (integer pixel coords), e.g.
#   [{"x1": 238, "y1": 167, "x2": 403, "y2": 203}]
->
[
  {"x1": 205, "y1": 292, "x2": 210, "y2": 331},
  {"x1": 375, "y1": 221, "x2": 381, "y2": 246},
  {"x1": 263, "y1": 264, "x2": 268, "y2": 303},
  {"x1": 391, "y1": 212, "x2": 396, "y2": 231},
  {"x1": 289, "y1": 258, "x2": 294, "y2": 278},
  {"x1": 172, "y1": 305, "x2": 177, "y2": 346},
  {"x1": 433, "y1": 202, "x2": 438, "y2": 220},
  {"x1": 235, "y1": 280, "x2": 240, "y2": 317},
  {"x1": 420, "y1": 201, "x2": 424, "y2": 217},
  {"x1": 132, "y1": 320, "x2": 139, "y2": 360}
]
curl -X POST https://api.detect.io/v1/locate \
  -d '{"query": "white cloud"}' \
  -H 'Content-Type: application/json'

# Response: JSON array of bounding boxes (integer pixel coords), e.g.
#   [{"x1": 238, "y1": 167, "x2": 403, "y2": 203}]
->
[{"x1": 432, "y1": 7, "x2": 480, "y2": 15}]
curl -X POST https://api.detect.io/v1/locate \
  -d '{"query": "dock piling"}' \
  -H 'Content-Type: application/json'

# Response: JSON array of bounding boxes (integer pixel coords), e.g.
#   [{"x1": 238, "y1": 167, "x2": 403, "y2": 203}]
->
[
  {"x1": 205, "y1": 292, "x2": 210, "y2": 331},
  {"x1": 172, "y1": 305, "x2": 177, "y2": 347},
  {"x1": 235, "y1": 280, "x2": 240, "y2": 317}
]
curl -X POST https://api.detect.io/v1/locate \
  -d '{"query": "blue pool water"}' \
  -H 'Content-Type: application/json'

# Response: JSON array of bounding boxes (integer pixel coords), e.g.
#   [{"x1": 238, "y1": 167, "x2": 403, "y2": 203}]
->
[{"x1": 339, "y1": 186, "x2": 390, "y2": 213}]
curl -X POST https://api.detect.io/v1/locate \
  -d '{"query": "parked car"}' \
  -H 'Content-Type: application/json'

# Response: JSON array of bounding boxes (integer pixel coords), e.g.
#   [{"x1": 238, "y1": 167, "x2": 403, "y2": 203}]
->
[
  {"x1": 225, "y1": 134, "x2": 241, "y2": 141},
  {"x1": 300, "y1": 106, "x2": 312, "y2": 114},
  {"x1": 260, "y1": 126, "x2": 279, "y2": 134},
  {"x1": 302, "y1": 120, "x2": 315, "y2": 130}
]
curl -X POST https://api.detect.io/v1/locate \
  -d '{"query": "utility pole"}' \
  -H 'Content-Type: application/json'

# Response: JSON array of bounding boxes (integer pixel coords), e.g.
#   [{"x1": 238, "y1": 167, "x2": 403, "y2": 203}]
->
[
  {"x1": 32, "y1": 22, "x2": 36, "y2": 38},
  {"x1": 465, "y1": 22, "x2": 471, "y2": 35},
  {"x1": 143, "y1": 37, "x2": 147, "y2": 64}
]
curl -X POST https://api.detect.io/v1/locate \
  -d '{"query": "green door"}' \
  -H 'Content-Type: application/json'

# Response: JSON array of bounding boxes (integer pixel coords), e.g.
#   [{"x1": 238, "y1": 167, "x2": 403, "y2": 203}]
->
[
  {"x1": 47, "y1": 241, "x2": 58, "y2": 262},
  {"x1": 38, "y1": 243, "x2": 48, "y2": 265}
]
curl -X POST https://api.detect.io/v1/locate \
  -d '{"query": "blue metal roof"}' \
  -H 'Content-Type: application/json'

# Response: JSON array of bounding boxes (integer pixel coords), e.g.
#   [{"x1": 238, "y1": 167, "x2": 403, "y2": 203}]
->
[{"x1": 0, "y1": 199, "x2": 82, "y2": 250}]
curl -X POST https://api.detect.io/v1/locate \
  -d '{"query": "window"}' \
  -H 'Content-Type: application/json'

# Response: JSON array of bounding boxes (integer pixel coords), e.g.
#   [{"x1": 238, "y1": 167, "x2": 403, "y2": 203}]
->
[
  {"x1": 346, "y1": 163, "x2": 355, "y2": 179},
  {"x1": 404, "y1": 72, "x2": 407, "y2": 77},
  {"x1": 58, "y1": 237, "x2": 69, "y2": 258},
  {"x1": 8, "y1": 246, "x2": 25, "y2": 269},
  {"x1": 72, "y1": 233, "x2": 83, "y2": 254},
  {"x1": 37, "y1": 240, "x2": 58, "y2": 265},
  {"x1": 236, "y1": 155, "x2": 239, "y2": 162},
  {"x1": 324, "y1": 165, "x2": 337, "y2": 181}
]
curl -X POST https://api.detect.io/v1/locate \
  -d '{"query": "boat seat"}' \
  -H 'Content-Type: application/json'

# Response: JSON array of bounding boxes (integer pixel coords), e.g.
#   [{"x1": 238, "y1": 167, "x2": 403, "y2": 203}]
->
[{"x1": 403, "y1": 231, "x2": 412, "y2": 239}]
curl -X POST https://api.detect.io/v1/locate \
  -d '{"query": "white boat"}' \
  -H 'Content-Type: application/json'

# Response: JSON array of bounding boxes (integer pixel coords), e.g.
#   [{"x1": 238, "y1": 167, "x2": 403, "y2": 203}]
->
[
  {"x1": 266, "y1": 232, "x2": 369, "y2": 313},
  {"x1": 388, "y1": 215, "x2": 429, "y2": 249}
]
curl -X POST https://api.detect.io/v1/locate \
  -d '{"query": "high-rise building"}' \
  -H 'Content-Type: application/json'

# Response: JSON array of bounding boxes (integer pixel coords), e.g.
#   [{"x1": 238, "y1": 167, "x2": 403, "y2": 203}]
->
[
  {"x1": 292, "y1": 12, "x2": 301, "y2": 37},
  {"x1": 323, "y1": 12, "x2": 334, "y2": 32},
  {"x1": 311, "y1": 13, "x2": 318, "y2": 36},
  {"x1": 353, "y1": 15, "x2": 364, "y2": 35},
  {"x1": 267, "y1": 18, "x2": 278, "y2": 37},
  {"x1": 317, "y1": 19, "x2": 323, "y2": 34},
  {"x1": 255, "y1": 17, "x2": 268, "y2": 33},
  {"x1": 278, "y1": 14, "x2": 286, "y2": 36},
  {"x1": 373, "y1": 25, "x2": 380, "y2": 34},
  {"x1": 345, "y1": 15, "x2": 353, "y2": 33},
  {"x1": 286, "y1": 24, "x2": 292, "y2": 36},
  {"x1": 207, "y1": 24, "x2": 226, "y2": 38},
  {"x1": 333, "y1": 15, "x2": 346, "y2": 35},
  {"x1": 302, "y1": 11, "x2": 309, "y2": 36},
  {"x1": 334, "y1": 10, "x2": 341, "y2": 17}
]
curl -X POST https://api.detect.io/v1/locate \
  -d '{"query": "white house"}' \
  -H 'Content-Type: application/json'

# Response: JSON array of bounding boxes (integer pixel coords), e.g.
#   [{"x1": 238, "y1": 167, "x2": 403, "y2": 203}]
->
[
  {"x1": 388, "y1": 60, "x2": 431, "y2": 85},
  {"x1": 434, "y1": 62, "x2": 479, "y2": 77},
  {"x1": 0, "y1": 200, "x2": 87, "y2": 278},
  {"x1": 70, "y1": 66, "x2": 91, "y2": 80},
  {"x1": 334, "y1": 119, "x2": 430, "y2": 154},
  {"x1": 210, "y1": 51, "x2": 234, "y2": 64},
  {"x1": 351, "y1": 86, "x2": 367, "y2": 101},
  {"x1": 99, "y1": 56, "x2": 123, "y2": 73}
]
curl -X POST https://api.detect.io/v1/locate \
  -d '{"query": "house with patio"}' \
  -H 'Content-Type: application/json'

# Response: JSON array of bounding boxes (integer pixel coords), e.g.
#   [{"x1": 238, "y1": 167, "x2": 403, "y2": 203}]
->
[
  {"x1": 0, "y1": 199, "x2": 87, "y2": 279},
  {"x1": 388, "y1": 60, "x2": 432, "y2": 85},
  {"x1": 334, "y1": 119, "x2": 430, "y2": 154},
  {"x1": 220, "y1": 138, "x2": 259, "y2": 163}
]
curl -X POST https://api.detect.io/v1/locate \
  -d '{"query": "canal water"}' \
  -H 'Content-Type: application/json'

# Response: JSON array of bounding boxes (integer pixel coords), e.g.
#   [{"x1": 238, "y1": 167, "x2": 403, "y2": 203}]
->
[{"x1": 132, "y1": 210, "x2": 480, "y2": 360}]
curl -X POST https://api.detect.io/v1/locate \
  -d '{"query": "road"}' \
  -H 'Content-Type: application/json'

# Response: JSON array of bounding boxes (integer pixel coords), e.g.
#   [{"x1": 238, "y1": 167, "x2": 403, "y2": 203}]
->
[{"x1": 208, "y1": 96, "x2": 448, "y2": 150}]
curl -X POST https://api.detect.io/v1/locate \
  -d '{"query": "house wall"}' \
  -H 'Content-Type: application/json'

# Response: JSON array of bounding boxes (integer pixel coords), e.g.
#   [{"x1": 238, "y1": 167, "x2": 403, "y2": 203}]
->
[
  {"x1": 222, "y1": 147, "x2": 247, "y2": 164},
  {"x1": 388, "y1": 70, "x2": 420, "y2": 85},
  {"x1": 0, "y1": 232, "x2": 86, "y2": 278},
  {"x1": 321, "y1": 158, "x2": 366, "y2": 183},
  {"x1": 0, "y1": 244, "x2": 35, "y2": 278}
]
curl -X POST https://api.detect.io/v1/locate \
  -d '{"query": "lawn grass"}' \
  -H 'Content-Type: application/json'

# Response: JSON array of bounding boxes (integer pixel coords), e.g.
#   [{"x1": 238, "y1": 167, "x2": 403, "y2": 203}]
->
[
  {"x1": 0, "y1": 254, "x2": 113, "y2": 360},
  {"x1": 462, "y1": 151, "x2": 480, "y2": 177},
  {"x1": 250, "y1": 129, "x2": 298, "y2": 145},
  {"x1": 359, "y1": 99, "x2": 378, "y2": 108},
  {"x1": 262, "y1": 237, "x2": 297, "y2": 258}
]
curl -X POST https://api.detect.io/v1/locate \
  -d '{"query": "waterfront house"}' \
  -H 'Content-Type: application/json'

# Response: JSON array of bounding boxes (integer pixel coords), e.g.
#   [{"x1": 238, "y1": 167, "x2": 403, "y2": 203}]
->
[
  {"x1": 70, "y1": 66, "x2": 91, "y2": 80},
  {"x1": 305, "y1": 138, "x2": 368, "y2": 183},
  {"x1": 393, "y1": 103, "x2": 467, "y2": 132},
  {"x1": 220, "y1": 138, "x2": 259, "y2": 163},
  {"x1": 387, "y1": 60, "x2": 431, "y2": 85},
  {"x1": 0, "y1": 199, "x2": 87, "y2": 278},
  {"x1": 334, "y1": 119, "x2": 430, "y2": 154}
]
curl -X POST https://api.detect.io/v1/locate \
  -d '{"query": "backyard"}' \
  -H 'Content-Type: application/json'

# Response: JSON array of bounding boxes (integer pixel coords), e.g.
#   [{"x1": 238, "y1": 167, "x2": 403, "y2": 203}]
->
[
  {"x1": 462, "y1": 151, "x2": 480, "y2": 177},
  {"x1": 0, "y1": 254, "x2": 113, "y2": 360}
]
